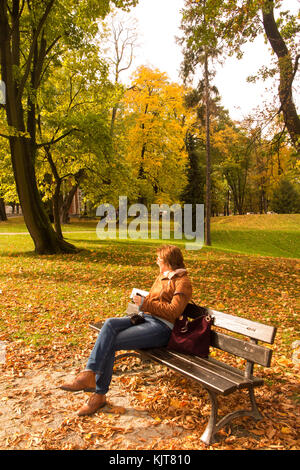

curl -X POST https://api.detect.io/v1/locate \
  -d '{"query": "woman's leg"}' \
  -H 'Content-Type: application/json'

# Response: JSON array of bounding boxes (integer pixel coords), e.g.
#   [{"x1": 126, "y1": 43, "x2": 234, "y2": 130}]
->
[
  {"x1": 86, "y1": 315, "x2": 171, "y2": 395},
  {"x1": 85, "y1": 316, "x2": 132, "y2": 375}
]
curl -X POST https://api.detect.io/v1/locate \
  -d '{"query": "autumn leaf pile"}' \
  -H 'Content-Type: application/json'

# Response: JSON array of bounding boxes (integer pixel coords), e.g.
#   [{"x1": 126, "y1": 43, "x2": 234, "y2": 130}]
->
[{"x1": 0, "y1": 241, "x2": 299, "y2": 450}]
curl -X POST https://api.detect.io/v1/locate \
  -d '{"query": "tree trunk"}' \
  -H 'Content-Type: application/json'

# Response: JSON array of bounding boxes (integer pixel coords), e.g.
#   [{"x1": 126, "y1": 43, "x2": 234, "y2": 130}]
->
[
  {"x1": 110, "y1": 105, "x2": 118, "y2": 137},
  {"x1": 204, "y1": 52, "x2": 211, "y2": 245},
  {"x1": 5, "y1": 94, "x2": 76, "y2": 253},
  {"x1": 262, "y1": 1, "x2": 300, "y2": 153},
  {"x1": 61, "y1": 183, "x2": 79, "y2": 224},
  {"x1": 9, "y1": 136, "x2": 76, "y2": 253},
  {"x1": 44, "y1": 145, "x2": 64, "y2": 238},
  {"x1": 0, "y1": 198, "x2": 7, "y2": 220},
  {"x1": 0, "y1": 1, "x2": 77, "y2": 254},
  {"x1": 52, "y1": 179, "x2": 63, "y2": 239},
  {"x1": 61, "y1": 168, "x2": 85, "y2": 223}
]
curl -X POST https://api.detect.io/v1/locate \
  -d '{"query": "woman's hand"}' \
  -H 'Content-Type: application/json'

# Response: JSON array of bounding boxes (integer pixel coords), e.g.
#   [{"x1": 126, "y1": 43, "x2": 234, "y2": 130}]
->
[{"x1": 133, "y1": 295, "x2": 143, "y2": 306}]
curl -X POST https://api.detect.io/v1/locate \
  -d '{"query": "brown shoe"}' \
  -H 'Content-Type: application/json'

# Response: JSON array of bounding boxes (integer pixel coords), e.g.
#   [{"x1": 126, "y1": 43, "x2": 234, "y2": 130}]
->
[
  {"x1": 77, "y1": 393, "x2": 106, "y2": 416},
  {"x1": 60, "y1": 370, "x2": 96, "y2": 392}
]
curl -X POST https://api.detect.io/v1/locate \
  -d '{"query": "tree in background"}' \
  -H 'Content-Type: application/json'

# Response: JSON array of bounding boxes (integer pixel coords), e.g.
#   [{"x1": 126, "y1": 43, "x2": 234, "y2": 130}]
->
[
  {"x1": 0, "y1": 0, "x2": 137, "y2": 254},
  {"x1": 209, "y1": 0, "x2": 300, "y2": 153},
  {"x1": 0, "y1": 141, "x2": 16, "y2": 220},
  {"x1": 179, "y1": 0, "x2": 224, "y2": 245},
  {"x1": 178, "y1": 0, "x2": 299, "y2": 221},
  {"x1": 271, "y1": 178, "x2": 300, "y2": 213},
  {"x1": 234, "y1": 116, "x2": 298, "y2": 214},
  {"x1": 181, "y1": 80, "x2": 225, "y2": 225},
  {"x1": 213, "y1": 123, "x2": 252, "y2": 215},
  {"x1": 121, "y1": 66, "x2": 190, "y2": 206},
  {"x1": 104, "y1": 12, "x2": 139, "y2": 136},
  {"x1": 35, "y1": 46, "x2": 113, "y2": 238},
  {"x1": 181, "y1": 133, "x2": 205, "y2": 231}
]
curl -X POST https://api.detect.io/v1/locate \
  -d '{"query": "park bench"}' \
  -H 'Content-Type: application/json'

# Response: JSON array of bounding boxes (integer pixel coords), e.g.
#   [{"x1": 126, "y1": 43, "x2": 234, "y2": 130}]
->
[{"x1": 89, "y1": 303, "x2": 277, "y2": 445}]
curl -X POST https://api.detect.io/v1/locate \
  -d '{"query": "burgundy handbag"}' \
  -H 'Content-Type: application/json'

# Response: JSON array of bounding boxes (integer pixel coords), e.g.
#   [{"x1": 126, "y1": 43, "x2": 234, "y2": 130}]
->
[{"x1": 167, "y1": 302, "x2": 212, "y2": 358}]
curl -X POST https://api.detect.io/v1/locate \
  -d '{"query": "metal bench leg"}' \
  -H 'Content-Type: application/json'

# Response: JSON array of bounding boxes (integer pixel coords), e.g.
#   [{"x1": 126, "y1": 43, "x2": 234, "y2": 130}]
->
[
  {"x1": 200, "y1": 389, "x2": 219, "y2": 445},
  {"x1": 248, "y1": 387, "x2": 263, "y2": 421},
  {"x1": 200, "y1": 387, "x2": 263, "y2": 446}
]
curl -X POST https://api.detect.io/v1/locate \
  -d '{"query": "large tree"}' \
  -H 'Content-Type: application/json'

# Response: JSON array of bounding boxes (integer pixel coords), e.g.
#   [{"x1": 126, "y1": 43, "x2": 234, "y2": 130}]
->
[
  {"x1": 121, "y1": 66, "x2": 191, "y2": 206},
  {"x1": 0, "y1": 0, "x2": 137, "y2": 254},
  {"x1": 261, "y1": 1, "x2": 300, "y2": 152},
  {"x1": 216, "y1": 126, "x2": 251, "y2": 215},
  {"x1": 208, "y1": 0, "x2": 299, "y2": 153},
  {"x1": 35, "y1": 46, "x2": 115, "y2": 237},
  {"x1": 179, "y1": 0, "x2": 299, "y2": 243},
  {"x1": 179, "y1": 0, "x2": 222, "y2": 245},
  {"x1": 181, "y1": 132, "x2": 205, "y2": 231}
]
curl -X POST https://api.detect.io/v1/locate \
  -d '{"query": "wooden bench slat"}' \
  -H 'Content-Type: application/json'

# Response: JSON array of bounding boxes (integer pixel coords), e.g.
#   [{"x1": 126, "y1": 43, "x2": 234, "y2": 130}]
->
[
  {"x1": 207, "y1": 309, "x2": 277, "y2": 344},
  {"x1": 207, "y1": 356, "x2": 264, "y2": 386},
  {"x1": 166, "y1": 351, "x2": 263, "y2": 388},
  {"x1": 211, "y1": 331, "x2": 273, "y2": 366},
  {"x1": 90, "y1": 321, "x2": 104, "y2": 332},
  {"x1": 138, "y1": 348, "x2": 238, "y2": 395}
]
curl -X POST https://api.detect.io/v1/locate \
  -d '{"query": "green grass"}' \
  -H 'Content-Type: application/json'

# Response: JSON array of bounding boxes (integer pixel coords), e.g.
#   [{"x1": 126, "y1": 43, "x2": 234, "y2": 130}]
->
[
  {"x1": 0, "y1": 225, "x2": 298, "y2": 351},
  {"x1": 0, "y1": 213, "x2": 299, "y2": 258},
  {"x1": 210, "y1": 214, "x2": 300, "y2": 258}
]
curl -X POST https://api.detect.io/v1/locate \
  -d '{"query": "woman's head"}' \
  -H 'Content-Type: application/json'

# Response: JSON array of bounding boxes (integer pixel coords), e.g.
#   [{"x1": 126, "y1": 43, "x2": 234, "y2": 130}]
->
[{"x1": 156, "y1": 245, "x2": 185, "y2": 271}]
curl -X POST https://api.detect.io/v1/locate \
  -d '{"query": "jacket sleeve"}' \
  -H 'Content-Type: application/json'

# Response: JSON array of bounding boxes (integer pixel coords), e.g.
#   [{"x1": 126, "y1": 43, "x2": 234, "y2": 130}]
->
[{"x1": 142, "y1": 276, "x2": 192, "y2": 324}]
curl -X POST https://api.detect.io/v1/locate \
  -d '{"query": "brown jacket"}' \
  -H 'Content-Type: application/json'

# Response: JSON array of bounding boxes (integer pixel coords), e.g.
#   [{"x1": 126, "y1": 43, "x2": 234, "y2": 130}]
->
[{"x1": 142, "y1": 269, "x2": 193, "y2": 324}]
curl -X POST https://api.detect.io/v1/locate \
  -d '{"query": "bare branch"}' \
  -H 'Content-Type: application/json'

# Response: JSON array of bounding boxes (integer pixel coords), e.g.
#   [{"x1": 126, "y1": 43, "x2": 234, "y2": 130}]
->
[
  {"x1": 17, "y1": 0, "x2": 55, "y2": 100},
  {"x1": 0, "y1": 132, "x2": 10, "y2": 140},
  {"x1": 36, "y1": 128, "x2": 80, "y2": 148},
  {"x1": 292, "y1": 53, "x2": 300, "y2": 83}
]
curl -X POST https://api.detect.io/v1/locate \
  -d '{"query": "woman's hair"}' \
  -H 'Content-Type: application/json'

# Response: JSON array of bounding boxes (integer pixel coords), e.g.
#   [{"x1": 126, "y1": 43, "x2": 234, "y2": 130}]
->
[{"x1": 157, "y1": 245, "x2": 185, "y2": 270}]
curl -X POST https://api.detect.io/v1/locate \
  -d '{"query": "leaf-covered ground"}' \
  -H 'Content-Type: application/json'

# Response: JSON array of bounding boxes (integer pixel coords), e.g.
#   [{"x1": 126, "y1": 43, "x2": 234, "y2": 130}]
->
[{"x1": 0, "y1": 226, "x2": 299, "y2": 450}]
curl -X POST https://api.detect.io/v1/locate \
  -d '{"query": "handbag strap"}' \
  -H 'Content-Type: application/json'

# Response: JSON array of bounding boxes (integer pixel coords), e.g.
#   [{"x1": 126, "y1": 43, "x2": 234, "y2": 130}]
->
[{"x1": 188, "y1": 300, "x2": 212, "y2": 322}]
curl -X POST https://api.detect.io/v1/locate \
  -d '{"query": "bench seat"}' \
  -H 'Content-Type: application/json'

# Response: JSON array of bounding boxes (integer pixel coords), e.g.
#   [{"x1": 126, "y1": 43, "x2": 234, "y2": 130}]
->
[{"x1": 137, "y1": 348, "x2": 264, "y2": 396}]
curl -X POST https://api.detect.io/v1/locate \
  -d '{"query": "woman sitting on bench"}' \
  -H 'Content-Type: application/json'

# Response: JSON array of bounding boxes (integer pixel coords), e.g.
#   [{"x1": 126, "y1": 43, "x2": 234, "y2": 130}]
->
[{"x1": 60, "y1": 244, "x2": 193, "y2": 416}]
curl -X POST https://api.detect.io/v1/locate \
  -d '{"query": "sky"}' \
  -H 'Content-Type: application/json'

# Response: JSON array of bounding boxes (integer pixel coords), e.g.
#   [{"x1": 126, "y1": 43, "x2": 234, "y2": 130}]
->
[{"x1": 110, "y1": 0, "x2": 299, "y2": 122}]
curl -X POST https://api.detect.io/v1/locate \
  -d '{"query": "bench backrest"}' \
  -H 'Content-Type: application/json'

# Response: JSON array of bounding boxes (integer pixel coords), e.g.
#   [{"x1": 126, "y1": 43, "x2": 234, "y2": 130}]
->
[
  {"x1": 129, "y1": 291, "x2": 277, "y2": 376},
  {"x1": 208, "y1": 308, "x2": 276, "y2": 344},
  {"x1": 196, "y1": 306, "x2": 277, "y2": 373}
]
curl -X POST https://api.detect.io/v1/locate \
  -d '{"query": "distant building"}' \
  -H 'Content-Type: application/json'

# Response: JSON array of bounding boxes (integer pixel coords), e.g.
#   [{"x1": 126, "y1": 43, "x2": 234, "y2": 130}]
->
[
  {"x1": 4, "y1": 188, "x2": 83, "y2": 218},
  {"x1": 68, "y1": 188, "x2": 83, "y2": 216},
  {"x1": 5, "y1": 203, "x2": 22, "y2": 215}
]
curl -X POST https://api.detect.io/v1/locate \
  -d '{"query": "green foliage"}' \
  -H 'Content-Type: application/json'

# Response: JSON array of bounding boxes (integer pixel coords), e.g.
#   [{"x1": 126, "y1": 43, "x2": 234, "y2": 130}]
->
[
  {"x1": 36, "y1": 46, "x2": 115, "y2": 202},
  {"x1": 271, "y1": 178, "x2": 300, "y2": 214},
  {"x1": 181, "y1": 134, "x2": 205, "y2": 204},
  {"x1": 1, "y1": 0, "x2": 140, "y2": 219},
  {"x1": 0, "y1": 141, "x2": 18, "y2": 204}
]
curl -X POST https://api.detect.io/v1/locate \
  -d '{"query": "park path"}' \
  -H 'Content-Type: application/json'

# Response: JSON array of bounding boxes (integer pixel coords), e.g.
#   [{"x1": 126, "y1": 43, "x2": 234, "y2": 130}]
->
[
  {"x1": 0, "y1": 360, "x2": 186, "y2": 450},
  {"x1": 0, "y1": 231, "x2": 96, "y2": 235}
]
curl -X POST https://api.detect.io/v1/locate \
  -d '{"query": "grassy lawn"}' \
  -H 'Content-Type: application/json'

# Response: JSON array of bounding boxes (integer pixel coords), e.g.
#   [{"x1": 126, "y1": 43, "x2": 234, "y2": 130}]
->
[
  {"x1": 211, "y1": 214, "x2": 300, "y2": 258},
  {"x1": 0, "y1": 213, "x2": 299, "y2": 258},
  {"x1": 0, "y1": 213, "x2": 299, "y2": 450},
  {"x1": 0, "y1": 214, "x2": 298, "y2": 346}
]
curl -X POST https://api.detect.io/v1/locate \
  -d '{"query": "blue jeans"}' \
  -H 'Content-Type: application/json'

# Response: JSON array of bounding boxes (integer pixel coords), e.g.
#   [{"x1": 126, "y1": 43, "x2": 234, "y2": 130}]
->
[{"x1": 85, "y1": 315, "x2": 172, "y2": 394}]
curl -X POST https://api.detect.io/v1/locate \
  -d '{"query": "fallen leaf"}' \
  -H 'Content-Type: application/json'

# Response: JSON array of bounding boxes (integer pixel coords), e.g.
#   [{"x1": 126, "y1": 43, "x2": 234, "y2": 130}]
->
[{"x1": 281, "y1": 426, "x2": 292, "y2": 434}]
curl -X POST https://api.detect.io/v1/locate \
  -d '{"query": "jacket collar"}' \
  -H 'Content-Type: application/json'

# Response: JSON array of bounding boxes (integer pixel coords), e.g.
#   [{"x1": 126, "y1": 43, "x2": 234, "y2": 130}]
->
[{"x1": 161, "y1": 268, "x2": 187, "y2": 280}]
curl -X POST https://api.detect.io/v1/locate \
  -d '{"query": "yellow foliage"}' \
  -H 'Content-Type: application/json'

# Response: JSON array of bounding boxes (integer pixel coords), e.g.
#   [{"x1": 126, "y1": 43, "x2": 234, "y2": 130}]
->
[{"x1": 120, "y1": 66, "x2": 194, "y2": 203}]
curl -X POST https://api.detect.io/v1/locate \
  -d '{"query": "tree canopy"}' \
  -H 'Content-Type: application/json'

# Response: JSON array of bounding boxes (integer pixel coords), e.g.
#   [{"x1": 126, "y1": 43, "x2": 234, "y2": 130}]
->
[{"x1": 0, "y1": 0, "x2": 299, "y2": 253}]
